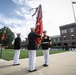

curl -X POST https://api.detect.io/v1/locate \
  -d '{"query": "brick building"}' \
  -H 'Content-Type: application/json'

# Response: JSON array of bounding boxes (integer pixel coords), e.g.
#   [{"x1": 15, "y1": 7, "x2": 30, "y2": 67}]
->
[
  {"x1": 51, "y1": 35, "x2": 61, "y2": 46},
  {"x1": 60, "y1": 23, "x2": 76, "y2": 47},
  {"x1": 51, "y1": 23, "x2": 76, "y2": 49}
]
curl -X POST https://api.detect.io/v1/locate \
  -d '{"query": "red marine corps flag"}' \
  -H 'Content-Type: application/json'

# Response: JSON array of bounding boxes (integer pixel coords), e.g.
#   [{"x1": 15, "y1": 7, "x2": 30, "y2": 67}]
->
[
  {"x1": 1, "y1": 30, "x2": 6, "y2": 41},
  {"x1": 1, "y1": 33, "x2": 5, "y2": 41},
  {"x1": 32, "y1": 4, "x2": 43, "y2": 46}
]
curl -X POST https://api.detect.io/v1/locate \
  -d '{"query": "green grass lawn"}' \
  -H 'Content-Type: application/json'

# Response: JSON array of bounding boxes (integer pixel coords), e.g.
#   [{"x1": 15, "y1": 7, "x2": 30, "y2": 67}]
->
[{"x1": 0, "y1": 49, "x2": 69, "y2": 61}]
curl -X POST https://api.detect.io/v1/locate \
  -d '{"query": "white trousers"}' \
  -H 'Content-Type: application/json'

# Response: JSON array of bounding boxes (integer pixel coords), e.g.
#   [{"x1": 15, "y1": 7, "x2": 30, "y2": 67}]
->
[
  {"x1": 43, "y1": 50, "x2": 49, "y2": 65},
  {"x1": 13, "y1": 50, "x2": 20, "y2": 64},
  {"x1": 29, "y1": 50, "x2": 36, "y2": 71}
]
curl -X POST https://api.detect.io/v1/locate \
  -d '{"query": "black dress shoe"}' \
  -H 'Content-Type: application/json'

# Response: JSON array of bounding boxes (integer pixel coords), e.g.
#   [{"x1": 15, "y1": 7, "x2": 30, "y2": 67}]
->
[
  {"x1": 43, "y1": 64, "x2": 48, "y2": 67},
  {"x1": 29, "y1": 69, "x2": 37, "y2": 72},
  {"x1": 45, "y1": 64, "x2": 48, "y2": 67},
  {"x1": 42, "y1": 64, "x2": 46, "y2": 66},
  {"x1": 13, "y1": 64, "x2": 20, "y2": 66}
]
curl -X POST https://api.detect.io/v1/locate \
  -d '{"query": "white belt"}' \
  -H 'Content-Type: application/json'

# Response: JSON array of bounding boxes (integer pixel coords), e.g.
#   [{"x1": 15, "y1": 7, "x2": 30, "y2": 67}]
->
[{"x1": 42, "y1": 42, "x2": 49, "y2": 44}]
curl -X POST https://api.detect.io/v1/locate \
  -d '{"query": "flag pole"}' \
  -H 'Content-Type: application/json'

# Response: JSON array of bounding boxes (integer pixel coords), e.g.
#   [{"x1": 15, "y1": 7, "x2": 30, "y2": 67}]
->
[
  {"x1": 0, "y1": 45, "x2": 2, "y2": 59},
  {"x1": 0, "y1": 30, "x2": 6, "y2": 59},
  {"x1": 71, "y1": 0, "x2": 76, "y2": 24}
]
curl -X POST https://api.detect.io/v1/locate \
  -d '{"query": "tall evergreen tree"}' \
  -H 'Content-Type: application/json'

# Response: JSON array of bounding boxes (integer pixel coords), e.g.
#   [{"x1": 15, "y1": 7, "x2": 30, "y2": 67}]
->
[{"x1": 0, "y1": 27, "x2": 15, "y2": 48}]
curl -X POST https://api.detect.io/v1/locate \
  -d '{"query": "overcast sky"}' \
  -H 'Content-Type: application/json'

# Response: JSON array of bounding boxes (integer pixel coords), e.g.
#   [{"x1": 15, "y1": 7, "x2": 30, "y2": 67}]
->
[{"x1": 0, "y1": 0, "x2": 76, "y2": 40}]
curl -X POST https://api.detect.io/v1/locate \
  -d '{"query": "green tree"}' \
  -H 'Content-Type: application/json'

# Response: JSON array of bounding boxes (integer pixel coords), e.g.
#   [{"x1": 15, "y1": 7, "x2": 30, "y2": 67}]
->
[{"x1": 0, "y1": 27, "x2": 15, "y2": 48}]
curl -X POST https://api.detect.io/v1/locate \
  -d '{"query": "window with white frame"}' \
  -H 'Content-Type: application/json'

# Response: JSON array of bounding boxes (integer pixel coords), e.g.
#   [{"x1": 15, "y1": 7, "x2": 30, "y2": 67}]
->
[
  {"x1": 54, "y1": 39, "x2": 56, "y2": 42},
  {"x1": 71, "y1": 35, "x2": 74, "y2": 40},
  {"x1": 58, "y1": 38, "x2": 60, "y2": 42},
  {"x1": 62, "y1": 30, "x2": 67, "y2": 34},
  {"x1": 70, "y1": 28, "x2": 74, "y2": 32},
  {"x1": 63, "y1": 36, "x2": 66, "y2": 40}
]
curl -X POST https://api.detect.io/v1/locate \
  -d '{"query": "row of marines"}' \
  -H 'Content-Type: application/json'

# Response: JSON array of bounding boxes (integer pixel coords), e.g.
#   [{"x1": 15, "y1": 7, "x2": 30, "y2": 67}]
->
[{"x1": 13, "y1": 27, "x2": 52, "y2": 72}]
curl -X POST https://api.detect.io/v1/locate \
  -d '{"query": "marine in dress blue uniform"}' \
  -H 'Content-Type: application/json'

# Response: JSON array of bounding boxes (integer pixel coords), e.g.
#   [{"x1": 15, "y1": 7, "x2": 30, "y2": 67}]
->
[
  {"x1": 28, "y1": 27, "x2": 40, "y2": 72},
  {"x1": 41, "y1": 30, "x2": 52, "y2": 67},
  {"x1": 13, "y1": 33, "x2": 21, "y2": 66}
]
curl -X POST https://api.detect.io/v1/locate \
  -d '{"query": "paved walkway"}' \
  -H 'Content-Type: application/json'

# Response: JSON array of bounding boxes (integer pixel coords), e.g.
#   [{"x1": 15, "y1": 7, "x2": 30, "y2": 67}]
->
[
  {"x1": 0, "y1": 51, "x2": 76, "y2": 75},
  {"x1": 0, "y1": 59, "x2": 7, "y2": 62}
]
